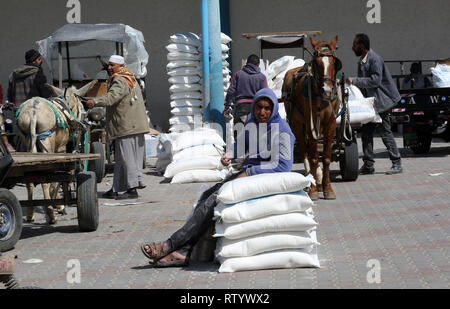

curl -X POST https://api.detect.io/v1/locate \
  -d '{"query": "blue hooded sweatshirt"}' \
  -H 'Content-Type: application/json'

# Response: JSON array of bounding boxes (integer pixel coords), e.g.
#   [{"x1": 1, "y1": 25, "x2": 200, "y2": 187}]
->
[{"x1": 233, "y1": 88, "x2": 296, "y2": 176}]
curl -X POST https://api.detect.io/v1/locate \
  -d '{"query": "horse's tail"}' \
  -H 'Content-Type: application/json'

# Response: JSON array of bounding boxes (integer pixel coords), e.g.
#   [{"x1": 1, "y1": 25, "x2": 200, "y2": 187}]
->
[{"x1": 29, "y1": 99, "x2": 39, "y2": 153}]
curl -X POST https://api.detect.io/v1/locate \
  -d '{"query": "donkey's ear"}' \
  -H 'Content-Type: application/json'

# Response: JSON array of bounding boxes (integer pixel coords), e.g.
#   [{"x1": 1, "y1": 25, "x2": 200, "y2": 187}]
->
[
  {"x1": 47, "y1": 84, "x2": 63, "y2": 97},
  {"x1": 76, "y1": 80, "x2": 98, "y2": 96},
  {"x1": 310, "y1": 37, "x2": 318, "y2": 49},
  {"x1": 330, "y1": 35, "x2": 338, "y2": 50}
]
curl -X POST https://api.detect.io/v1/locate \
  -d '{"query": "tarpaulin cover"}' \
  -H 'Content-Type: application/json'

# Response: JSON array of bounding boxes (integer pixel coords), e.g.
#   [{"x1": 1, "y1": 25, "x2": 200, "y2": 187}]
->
[{"x1": 36, "y1": 23, "x2": 149, "y2": 80}]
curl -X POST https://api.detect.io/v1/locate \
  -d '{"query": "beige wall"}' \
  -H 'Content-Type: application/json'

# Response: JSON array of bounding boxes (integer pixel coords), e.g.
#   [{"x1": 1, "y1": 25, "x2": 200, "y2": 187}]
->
[{"x1": 1, "y1": 0, "x2": 449, "y2": 131}]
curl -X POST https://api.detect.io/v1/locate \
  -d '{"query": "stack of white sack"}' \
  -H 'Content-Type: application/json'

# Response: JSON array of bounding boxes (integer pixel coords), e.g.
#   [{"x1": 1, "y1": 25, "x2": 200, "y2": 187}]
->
[
  {"x1": 157, "y1": 128, "x2": 233, "y2": 184},
  {"x1": 336, "y1": 84, "x2": 381, "y2": 125},
  {"x1": 265, "y1": 56, "x2": 305, "y2": 99},
  {"x1": 213, "y1": 172, "x2": 320, "y2": 273},
  {"x1": 221, "y1": 33, "x2": 233, "y2": 97},
  {"x1": 167, "y1": 32, "x2": 204, "y2": 133},
  {"x1": 431, "y1": 63, "x2": 450, "y2": 88}
]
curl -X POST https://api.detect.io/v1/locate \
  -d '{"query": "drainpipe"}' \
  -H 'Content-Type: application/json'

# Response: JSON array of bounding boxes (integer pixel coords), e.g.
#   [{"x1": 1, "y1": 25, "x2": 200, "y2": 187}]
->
[
  {"x1": 207, "y1": 0, "x2": 225, "y2": 131},
  {"x1": 201, "y1": 0, "x2": 210, "y2": 122}
]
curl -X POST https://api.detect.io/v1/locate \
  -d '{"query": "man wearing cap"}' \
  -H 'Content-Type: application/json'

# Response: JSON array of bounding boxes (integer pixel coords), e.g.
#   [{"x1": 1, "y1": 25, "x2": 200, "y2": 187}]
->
[
  {"x1": 6, "y1": 49, "x2": 53, "y2": 149},
  {"x1": 86, "y1": 55, "x2": 150, "y2": 199}
]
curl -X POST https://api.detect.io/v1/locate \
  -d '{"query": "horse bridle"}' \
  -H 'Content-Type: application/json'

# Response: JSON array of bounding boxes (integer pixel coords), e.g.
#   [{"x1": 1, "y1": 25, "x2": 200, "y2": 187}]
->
[{"x1": 301, "y1": 48, "x2": 342, "y2": 140}]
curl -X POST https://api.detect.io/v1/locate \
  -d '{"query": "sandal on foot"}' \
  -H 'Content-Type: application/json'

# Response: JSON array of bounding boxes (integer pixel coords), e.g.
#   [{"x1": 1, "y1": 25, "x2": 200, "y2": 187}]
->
[
  {"x1": 140, "y1": 241, "x2": 169, "y2": 261},
  {"x1": 151, "y1": 251, "x2": 189, "y2": 268}
]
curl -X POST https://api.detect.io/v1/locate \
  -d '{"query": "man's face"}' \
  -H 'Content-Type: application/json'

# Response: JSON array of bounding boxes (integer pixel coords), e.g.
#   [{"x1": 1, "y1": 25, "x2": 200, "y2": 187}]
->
[
  {"x1": 253, "y1": 98, "x2": 273, "y2": 123},
  {"x1": 352, "y1": 38, "x2": 363, "y2": 57},
  {"x1": 35, "y1": 56, "x2": 42, "y2": 66},
  {"x1": 107, "y1": 62, "x2": 121, "y2": 76}
]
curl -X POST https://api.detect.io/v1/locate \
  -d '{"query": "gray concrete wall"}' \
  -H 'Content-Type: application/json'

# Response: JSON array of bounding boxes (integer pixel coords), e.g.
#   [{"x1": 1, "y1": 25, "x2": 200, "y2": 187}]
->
[{"x1": 1, "y1": 1, "x2": 449, "y2": 131}]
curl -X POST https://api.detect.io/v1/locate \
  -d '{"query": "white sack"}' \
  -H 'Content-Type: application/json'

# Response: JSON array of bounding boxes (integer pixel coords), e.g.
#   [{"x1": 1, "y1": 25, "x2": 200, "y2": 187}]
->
[
  {"x1": 168, "y1": 75, "x2": 201, "y2": 85},
  {"x1": 431, "y1": 64, "x2": 450, "y2": 88},
  {"x1": 171, "y1": 92, "x2": 203, "y2": 101},
  {"x1": 171, "y1": 106, "x2": 203, "y2": 116},
  {"x1": 167, "y1": 67, "x2": 201, "y2": 77},
  {"x1": 166, "y1": 128, "x2": 225, "y2": 153},
  {"x1": 267, "y1": 56, "x2": 295, "y2": 80},
  {"x1": 169, "y1": 115, "x2": 203, "y2": 126},
  {"x1": 214, "y1": 190, "x2": 313, "y2": 223},
  {"x1": 215, "y1": 231, "x2": 319, "y2": 258},
  {"x1": 167, "y1": 52, "x2": 201, "y2": 61},
  {"x1": 172, "y1": 144, "x2": 223, "y2": 162},
  {"x1": 171, "y1": 168, "x2": 232, "y2": 184},
  {"x1": 170, "y1": 83, "x2": 203, "y2": 93},
  {"x1": 167, "y1": 60, "x2": 201, "y2": 70},
  {"x1": 164, "y1": 156, "x2": 223, "y2": 178},
  {"x1": 170, "y1": 99, "x2": 203, "y2": 108},
  {"x1": 217, "y1": 172, "x2": 314, "y2": 204},
  {"x1": 221, "y1": 33, "x2": 232, "y2": 44},
  {"x1": 169, "y1": 32, "x2": 201, "y2": 47},
  {"x1": 214, "y1": 212, "x2": 318, "y2": 240},
  {"x1": 169, "y1": 124, "x2": 196, "y2": 133},
  {"x1": 166, "y1": 43, "x2": 199, "y2": 54},
  {"x1": 218, "y1": 249, "x2": 320, "y2": 273},
  {"x1": 336, "y1": 97, "x2": 378, "y2": 125}
]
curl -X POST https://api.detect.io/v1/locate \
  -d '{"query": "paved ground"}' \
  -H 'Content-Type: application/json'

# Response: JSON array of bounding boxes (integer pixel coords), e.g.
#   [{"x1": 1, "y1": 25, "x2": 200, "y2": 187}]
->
[{"x1": 3, "y1": 136, "x2": 450, "y2": 290}]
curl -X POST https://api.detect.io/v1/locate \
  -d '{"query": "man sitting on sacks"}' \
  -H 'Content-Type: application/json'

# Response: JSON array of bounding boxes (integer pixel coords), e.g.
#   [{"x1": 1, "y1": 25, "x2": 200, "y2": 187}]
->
[{"x1": 140, "y1": 87, "x2": 296, "y2": 267}]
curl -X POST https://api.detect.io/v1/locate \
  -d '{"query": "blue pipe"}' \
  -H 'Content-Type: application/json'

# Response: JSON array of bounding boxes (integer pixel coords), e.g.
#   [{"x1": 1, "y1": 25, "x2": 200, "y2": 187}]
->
[
  {"x1": 201, "y1": 0, "x2": 210, "y2": 122},
  {"x1": 208, "y1": 0, "x2": 225, "y2": 131}
]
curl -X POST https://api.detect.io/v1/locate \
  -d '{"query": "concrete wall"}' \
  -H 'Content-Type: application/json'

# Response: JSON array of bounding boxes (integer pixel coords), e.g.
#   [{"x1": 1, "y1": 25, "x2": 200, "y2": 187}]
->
[{"x1": 1, "y1": 0, "x2": 449, "y2": 131}]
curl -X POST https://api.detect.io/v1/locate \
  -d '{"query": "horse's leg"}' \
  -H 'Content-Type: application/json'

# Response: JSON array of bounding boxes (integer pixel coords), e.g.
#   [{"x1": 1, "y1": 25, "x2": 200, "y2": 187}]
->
[
  {"x1": 322, "y1": 121, "x2": 336, "y2": 200},
  {"x1": 25, "y1": 183, "x2": 35, "y2": 222},
  {"x1": 307, "y1": 135, "x2": 320, "y2": 201},
  {"x1": 50, "y1": 182, "x2": 66, "y2": 215}
]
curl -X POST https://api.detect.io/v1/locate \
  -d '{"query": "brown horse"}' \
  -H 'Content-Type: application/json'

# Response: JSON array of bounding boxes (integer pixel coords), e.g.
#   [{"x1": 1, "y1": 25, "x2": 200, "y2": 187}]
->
[{"x1": 282, "y1": 36, "x2": 342, "y2": 200}]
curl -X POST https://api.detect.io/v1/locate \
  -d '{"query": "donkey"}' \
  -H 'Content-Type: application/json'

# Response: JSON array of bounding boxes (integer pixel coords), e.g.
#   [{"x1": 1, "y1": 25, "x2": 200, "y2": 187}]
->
[
  {"x1": 282, "y1": 36, "x2": 342, "y2": 200},
  {"x1": 17, "y1": 80, "x2": 97, "y2": 224}
]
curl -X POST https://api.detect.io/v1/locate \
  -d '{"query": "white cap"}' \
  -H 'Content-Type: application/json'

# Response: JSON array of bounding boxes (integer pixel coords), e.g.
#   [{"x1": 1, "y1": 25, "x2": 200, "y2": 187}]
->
[{"x1": 109, "y1": 55, "x2": 125, "y2": 65}]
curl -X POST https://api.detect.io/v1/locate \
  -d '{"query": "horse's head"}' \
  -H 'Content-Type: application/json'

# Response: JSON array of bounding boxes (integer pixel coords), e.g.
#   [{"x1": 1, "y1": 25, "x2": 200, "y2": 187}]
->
[
  {"x1": 48, "y1": 80, "x2": 98, "y2": 119},
  {"x1": 309, "y1": 35, "x2": 342, "y2": 100}
]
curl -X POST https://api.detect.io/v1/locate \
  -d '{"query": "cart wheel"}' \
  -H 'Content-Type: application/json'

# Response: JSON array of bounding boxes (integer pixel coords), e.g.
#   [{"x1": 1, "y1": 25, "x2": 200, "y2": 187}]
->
[
  {"x1": 339, "y1": 137, "x2": 359, "y2": 181},
  {"x1": 76, "y1": 171, "x2": 99, "y2": 232},
  {"x1": 88, "y1": 141, "x2": 105, "y2": 183},
  {"x1": 0, "y1": 189, "x2": 23, "y2": 252}
]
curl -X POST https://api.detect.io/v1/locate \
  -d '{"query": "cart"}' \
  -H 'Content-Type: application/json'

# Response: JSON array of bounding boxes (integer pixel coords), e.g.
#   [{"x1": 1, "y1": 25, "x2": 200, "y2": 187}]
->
[
  {"x1": 0, "y1": 137, "x2": 100, "y2": 252},
  {"x1": 242, "y1": 32, "x2": 359, "y2": 181},
  {"x1": 36, "y1": 23, "x2": 150, "y2": 182}
]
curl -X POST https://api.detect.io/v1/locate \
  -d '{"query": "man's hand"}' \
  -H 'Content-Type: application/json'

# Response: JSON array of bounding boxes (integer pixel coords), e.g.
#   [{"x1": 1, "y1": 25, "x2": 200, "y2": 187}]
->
[
  {"x1": 221, "y1": 151, "x2": 233, "y2": 166},
  {"x1": 86, "y1": 99, "x2": 95, "y2": 109},
  {"x1": 223, "y1": 107, "x2": 232, "y2": 117},
  {"x1": 8, "y1": 102, "x2": 15, "y2": 107},
  {"x1": 346, "y1": 77, "x2": 353, "y2": 85}
]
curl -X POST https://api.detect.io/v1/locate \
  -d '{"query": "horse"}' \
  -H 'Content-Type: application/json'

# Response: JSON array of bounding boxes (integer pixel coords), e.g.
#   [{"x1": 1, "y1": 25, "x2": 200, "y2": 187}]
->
[
  {"x1": 282, "y1": 36, "x2": 342, "y2": 200},
  {"x1": 17, "y1": 80, "x2": 98, "y2": 224}
]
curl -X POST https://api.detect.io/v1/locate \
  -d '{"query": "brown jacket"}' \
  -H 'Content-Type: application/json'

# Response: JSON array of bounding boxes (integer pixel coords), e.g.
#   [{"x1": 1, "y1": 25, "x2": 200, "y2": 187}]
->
[{"x1": 94, "y1": 76, "x2": 150, "y2": 139}]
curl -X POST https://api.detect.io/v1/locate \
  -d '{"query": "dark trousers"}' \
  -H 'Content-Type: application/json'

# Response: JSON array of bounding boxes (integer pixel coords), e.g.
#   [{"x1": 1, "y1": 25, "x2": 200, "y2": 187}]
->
[
  {"x1": 167, "y1": 173, "x2": 239, "y2": 257},
  {"x1": 2, "y1": 105, "x2": 20, "y2": 149},
  {"x1": 361, "y1": 111, "x2": 401, "y2": 168}
]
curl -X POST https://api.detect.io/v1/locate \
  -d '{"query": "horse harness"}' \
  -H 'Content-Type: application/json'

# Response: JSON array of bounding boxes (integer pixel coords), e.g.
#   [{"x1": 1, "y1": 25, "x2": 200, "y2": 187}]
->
[{"x1": 286, "y1": 47, "x2": 342, "y2": 140}]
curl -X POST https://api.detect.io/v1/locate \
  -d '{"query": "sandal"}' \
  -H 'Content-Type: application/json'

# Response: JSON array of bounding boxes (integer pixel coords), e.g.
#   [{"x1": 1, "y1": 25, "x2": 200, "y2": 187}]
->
[
  {"x1": 151, "y1": 251, "x2": 189, "y2": 268},
  {"x1": 140, "y1": 241, "x2": 169, "y2": 261}
]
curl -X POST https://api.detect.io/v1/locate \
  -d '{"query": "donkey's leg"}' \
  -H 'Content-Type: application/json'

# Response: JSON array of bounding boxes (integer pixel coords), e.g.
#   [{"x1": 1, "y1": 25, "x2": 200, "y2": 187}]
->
[
  {"x1": 25, "y1": 183, "x2": 35, "y2": 222},
  {"x1": 322, "y1": 123, "x2": 336, "y2": 200},
  {"x1": 42, "y1": 183, "x2": 58, "y2": 225},
  {"x1": 50, "y1": 182, "x2": 66, "y2": 215}
]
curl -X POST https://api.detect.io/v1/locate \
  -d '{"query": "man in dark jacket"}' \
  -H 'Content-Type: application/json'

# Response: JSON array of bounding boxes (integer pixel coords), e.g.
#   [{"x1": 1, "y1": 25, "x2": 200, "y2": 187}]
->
[
  {"x1": 6, "y1": 49, "x2": 53, "y2": 148},
  {"x1": 346, "y1": 33, "x2": 403, "y2": 175},
  {"x1": 224, "y1": 54, "x2": 268, "y2": 126}
]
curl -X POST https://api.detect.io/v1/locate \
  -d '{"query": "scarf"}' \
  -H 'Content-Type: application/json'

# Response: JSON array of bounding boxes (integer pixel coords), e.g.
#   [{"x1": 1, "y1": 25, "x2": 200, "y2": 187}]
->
[{"x1": 108, "y1": 66, "x2": 137, "y2": 89}]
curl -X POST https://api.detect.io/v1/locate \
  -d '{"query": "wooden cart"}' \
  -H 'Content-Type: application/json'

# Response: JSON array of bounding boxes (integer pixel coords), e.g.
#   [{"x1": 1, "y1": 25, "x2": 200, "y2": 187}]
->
[{"x1": 0, "y1": 138, "x2": 100, "y2": 252}]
